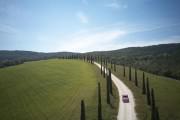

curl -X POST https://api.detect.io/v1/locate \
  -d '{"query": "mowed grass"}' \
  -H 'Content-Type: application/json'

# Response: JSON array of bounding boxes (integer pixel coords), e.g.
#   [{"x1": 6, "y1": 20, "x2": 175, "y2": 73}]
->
[
  {"x1": 0, "y1": 59, "x2": 118, "y2": 120},
  {"x1": 110, "y1": 64, "x2": 180, "y2": 120}
]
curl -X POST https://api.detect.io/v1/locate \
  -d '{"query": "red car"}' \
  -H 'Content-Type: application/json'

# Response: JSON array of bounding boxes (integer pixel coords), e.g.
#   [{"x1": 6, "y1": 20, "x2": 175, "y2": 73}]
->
[{"x1": 122, "y1": 94, "x2": 129, "y2": 103}]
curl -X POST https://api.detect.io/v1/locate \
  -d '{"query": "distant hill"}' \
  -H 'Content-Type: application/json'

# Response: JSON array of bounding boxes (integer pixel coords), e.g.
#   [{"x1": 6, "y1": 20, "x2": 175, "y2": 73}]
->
[
  {"x1": 0, "y1": 50, "x2": 75, "y2": 68},
  {"x1": 1, "y1": 43, "x2": 180, "y2": 80},
  {"x1": 88, "y1": 43, "x2": 180, "y2": 80},
  {"x1": 0, "y1": 50, "x2": 75, "y2": 61}
]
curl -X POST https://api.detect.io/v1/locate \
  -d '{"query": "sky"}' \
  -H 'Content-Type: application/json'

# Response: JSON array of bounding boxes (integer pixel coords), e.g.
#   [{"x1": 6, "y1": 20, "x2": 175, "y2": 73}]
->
[{"x1": 0, "y1": 0, "x2": 180, "y2": 52}]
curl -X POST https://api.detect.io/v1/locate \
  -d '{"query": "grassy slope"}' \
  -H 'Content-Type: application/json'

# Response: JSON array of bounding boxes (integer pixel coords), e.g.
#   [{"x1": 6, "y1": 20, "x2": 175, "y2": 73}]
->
[
  {"x1": 0, "y1": 59, "x2": 118, "y2": 120},
  {"x1": 109, "y1": 64, "x2": 180, "y2": 120}
]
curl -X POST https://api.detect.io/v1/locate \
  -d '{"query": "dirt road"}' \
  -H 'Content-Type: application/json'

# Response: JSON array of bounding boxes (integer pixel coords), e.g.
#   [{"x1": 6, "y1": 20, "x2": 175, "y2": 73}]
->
[{"x1": 94, "y1": 62, "x2": 137, "y2": 120}]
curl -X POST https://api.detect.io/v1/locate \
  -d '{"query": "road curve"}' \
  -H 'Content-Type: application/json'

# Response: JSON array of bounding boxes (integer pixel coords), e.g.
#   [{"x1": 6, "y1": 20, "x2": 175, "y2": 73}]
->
[{"x1": 94, "y1": 62, "x2": 137, "y2": 120}]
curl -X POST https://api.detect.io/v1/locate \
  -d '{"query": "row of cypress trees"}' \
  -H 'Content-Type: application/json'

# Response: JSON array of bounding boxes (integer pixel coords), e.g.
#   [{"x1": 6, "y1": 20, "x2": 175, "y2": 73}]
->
[
  {"x1": 143, "y1": 76, "x2": 160, "y2": 120},
  {"x1": 80, "y1": 56, "x2": 113, "y2": 120},
  {"x1": 124, "y1": 65, "x2": 160, "y2": 120},
  {"x1": 61, "y1": 55, "x2": 160, "y2": 120},
  {"x1": 100, "y1": 57, "x2": 113, "y2": 105},
  {"x1": 98, "y1": 56, "x2": 160, "y2": 120}
]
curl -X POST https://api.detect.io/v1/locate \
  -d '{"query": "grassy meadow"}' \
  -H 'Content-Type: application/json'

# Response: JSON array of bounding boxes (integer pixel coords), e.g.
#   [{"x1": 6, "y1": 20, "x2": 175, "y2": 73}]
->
[
  {"x1": 109, "y1": 63, "x2": 180, "y2": 120},
  {"x1": 0, "y1": 59, "x2": 118, "y2": 120}
]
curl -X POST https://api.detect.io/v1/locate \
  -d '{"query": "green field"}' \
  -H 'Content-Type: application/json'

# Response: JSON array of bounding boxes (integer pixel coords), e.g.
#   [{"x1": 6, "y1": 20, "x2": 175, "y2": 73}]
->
[
  {"x1": 110, "y1": 64, "x2": 180, "y2": 120},
  {"x1": 0, "y1": 59, "x2": 118, "y2": 120}
]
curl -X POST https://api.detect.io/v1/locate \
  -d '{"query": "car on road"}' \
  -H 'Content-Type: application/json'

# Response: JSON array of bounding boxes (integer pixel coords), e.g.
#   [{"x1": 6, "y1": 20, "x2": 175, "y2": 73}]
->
[{"x1": 122, "y1": 94, "x2": 129, "y2": 103}]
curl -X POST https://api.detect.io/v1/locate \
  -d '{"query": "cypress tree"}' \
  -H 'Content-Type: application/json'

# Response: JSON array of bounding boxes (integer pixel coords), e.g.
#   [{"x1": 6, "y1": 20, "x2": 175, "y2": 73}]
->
[
  {"x1": 151, "y1": 88, "x2": 156, "y2": 110},
  {"x1": 88, "y1": 56, "x2": 90, "y2": 62},
  {"x1": 135, "y1": 68, "x2": 138, "y2": 86},
  {"x1": 103, "y1": 59, "x2": 106, "y2": 78},
  {"x1": 129, "y1": 66, "x2": 131, "y2": 81},
  {"x1": 91, "y1": 56, "x2": 93, "y2": 64},
  {"x1": 142, "y1": 76, "x2": 146, "y2": 94},
  {"x1": 104, "y1": 59, "x2": 106, "y2": 73},
  {"x1": 106, "y1": 75, "x2": 110, "y2": 104},
  {"x1": 151, "y1": 105, "x2": 155, "y2": 120},
  {"x1": 109, "y1": 68, "x2": 113, "y2": 94},
  {"x1": 103, "y1": 64, "x2": 106, "y2": 78},
  {"x1": 114, "y1": 62, "x2": 116, "y2": 72},
  {"x1": 151, "y1": 88, "x2": 156, "y2": 120},
  {"x1": 100, "y1": 57, "x2": 102, "y2": 75},
  {"x1": 111, "y1": 61, "x2": 113, "y2": 69},
  {"x1": 146, "y1": 78, "x2": 151, "y2": 105},
  {"x1": 98, "y1": 83, "x2": 102, "y2": 120},
  {"x1": 80, "y1": 100, "x2": 86, "y2": 120},
  {"x1": 155, "y1": 107, "x2": 160, "y2": 120},
  {"x1": 106, "y1": 59, "x2": 108, "y2": 70},
  {"x1": 123, "y1": 65, "x2": 126, "y2": 77}
]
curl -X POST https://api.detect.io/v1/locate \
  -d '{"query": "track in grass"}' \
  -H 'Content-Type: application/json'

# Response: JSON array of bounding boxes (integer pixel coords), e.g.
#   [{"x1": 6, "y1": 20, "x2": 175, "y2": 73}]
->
[{"x1": 0, "y1": 59, "x2": 118, "y2": 120}]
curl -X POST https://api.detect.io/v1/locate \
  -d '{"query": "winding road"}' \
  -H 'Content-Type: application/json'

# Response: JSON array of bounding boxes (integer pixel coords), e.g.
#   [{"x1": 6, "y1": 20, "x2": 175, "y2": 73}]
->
[{"x1": 94, "y1": 62, "x2": 137, "y2": 120}]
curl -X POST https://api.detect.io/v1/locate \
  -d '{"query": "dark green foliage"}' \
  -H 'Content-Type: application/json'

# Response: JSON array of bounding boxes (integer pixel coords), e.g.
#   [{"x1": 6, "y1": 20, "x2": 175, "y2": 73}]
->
[
  {"x1": 103, "y1": 65, "x2": 106, "y2": 78},
  {"x1": 90, "y1": 56, "x2": 93, "y2": 64},
  {"x1": 86, "y1": 43, "x2": 180, "y2": 80},
  {"x1": 114, "y1": 62, "x2": 116, "y2": 72},
  {"x1": 142, "y1": 75, "x2": 146, "y2": 94},
  {"x1": 155, "y1": 107, "x2": 160, "y2": 120},
  {"x1": 0, "y1": 59, "x2": 24, "y2": 68},
  {"x1": 102, "y1": 58, "x2": 105, "y2": 78},
  {"x1": 123, "y1": 65, "x2": 125, "y2": 77},
  {"x1": 129, "y1": 66, "x2": 131, "y2": 81},
  {"x1": 106, "y1": 75, "x2": 110, "y2": 104},
  {"x1": 111, "y1": 61, "x2": 113, "y2": 69},
  {"x1": 81, "y1": 100, "x2": 86, "y2": 120},
  {"x1": 151, "y1": 88, "x2": 156, "y2": 110},
  {"x1": 135, "y1": 68, "x2": 138, "y2": 86},
  {"x1": 106, "y1": 59, "x2": 108, "y2": 70},
  {"x1": 83, "y1": 56, "x2": 85, "y2": 61},
  {"x1": 98, "y1": 83, "x2": 102, "y2": 120},
  {"x1": 109, "y1": 69, "x2": 113, "y2": 94},
  {"x1": 100, "y1": 58, "x2": 102, "y2": 75},
  {"x1": 146, "y1": 78, "x2": 151, "y2": 105},
  {"x1": 151, "y1": 105, "x2": 155, "y2": 120},
  {"x1": 151, "y1": 106, "x2": 160, "y2": 120}
]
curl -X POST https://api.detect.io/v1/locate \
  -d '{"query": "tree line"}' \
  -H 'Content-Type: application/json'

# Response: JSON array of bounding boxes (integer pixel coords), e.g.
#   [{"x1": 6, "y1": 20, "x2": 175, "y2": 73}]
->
[
  {"x1": 61, "y1": 55, "x2": 116, "y2": 120},
  {"x1": 61, "y1": 55, "x2": 160, "y2": 120}
]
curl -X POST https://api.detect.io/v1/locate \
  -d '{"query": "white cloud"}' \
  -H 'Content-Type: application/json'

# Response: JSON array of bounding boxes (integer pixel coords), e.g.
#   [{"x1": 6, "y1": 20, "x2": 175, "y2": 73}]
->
[
  {"x1": 105, "y1": 1, "x2": 128, "y2": 9},
  {"x1": 117, "y1": 35, "x2": 180, "y2": 49},
  {"x1": 105, "y1": 2, "x2": 120, "y2": 9},
  {"x1": 44, "y1": 22, "x2": 180, "y2": 52},
  {"x1": 76, "y1": 11, "x2": 88, "y2": 24},
  {"x1": 60, "y1": 30, "x2": 126, "y2": 52}
]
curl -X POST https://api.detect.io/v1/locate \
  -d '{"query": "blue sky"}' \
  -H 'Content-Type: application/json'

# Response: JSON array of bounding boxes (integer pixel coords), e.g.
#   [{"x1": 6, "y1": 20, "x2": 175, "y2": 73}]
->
[{"x1": 0, "y1": 0, "x2": 180, "y2": 52}]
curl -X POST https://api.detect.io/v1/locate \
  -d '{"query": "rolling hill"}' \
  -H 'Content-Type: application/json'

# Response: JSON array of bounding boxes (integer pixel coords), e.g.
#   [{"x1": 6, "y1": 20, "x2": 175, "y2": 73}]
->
[{"x1": 1, "y1": 43, "x2": 180, "y2": 80}]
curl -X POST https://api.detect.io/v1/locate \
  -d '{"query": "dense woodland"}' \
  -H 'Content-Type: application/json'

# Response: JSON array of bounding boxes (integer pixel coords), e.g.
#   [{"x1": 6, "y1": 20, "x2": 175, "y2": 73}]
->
[
  {"x1": 0, "y1": 51, "x2": 75, "y2": 68},
  {"x1": 0, "y1": 43, "x2": 180, "y2": 80},
  {"x1": 88, "y1": 43, "x2": 180, "y2": 80}
]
